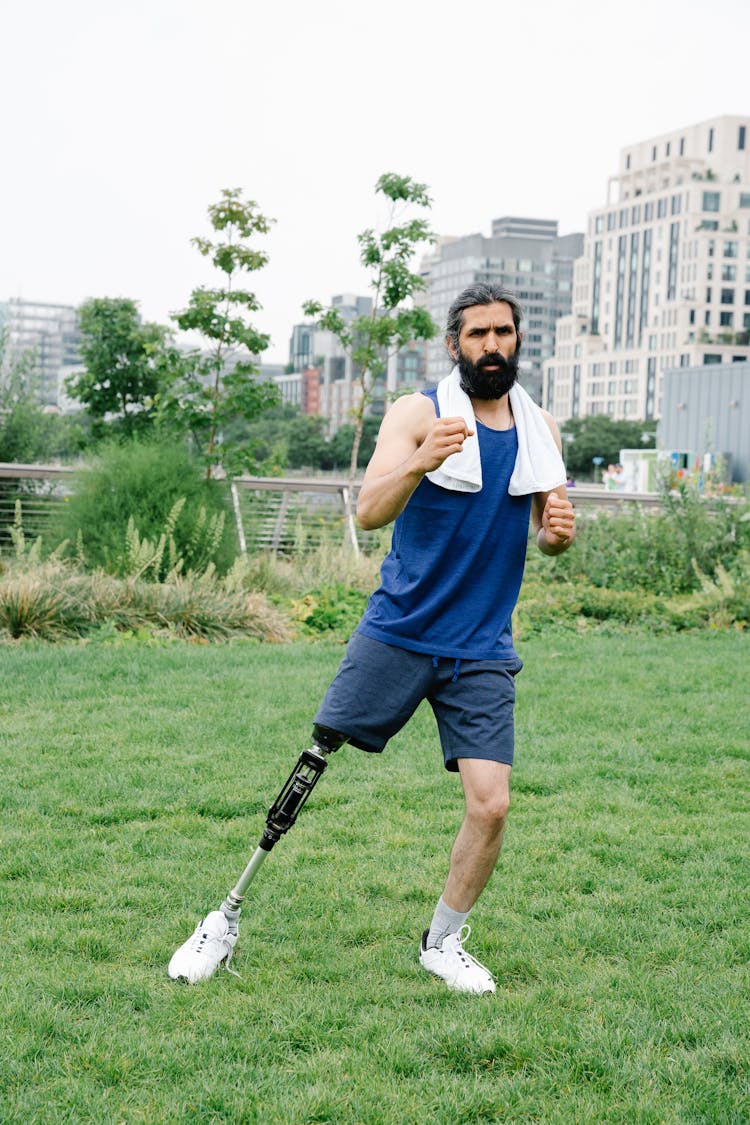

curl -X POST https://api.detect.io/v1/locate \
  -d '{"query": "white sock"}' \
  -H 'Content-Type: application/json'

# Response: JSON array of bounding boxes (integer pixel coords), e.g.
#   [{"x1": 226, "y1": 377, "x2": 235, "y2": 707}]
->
[{"x1": 426, "y1": 896, "x2": 470, "y2": 949}]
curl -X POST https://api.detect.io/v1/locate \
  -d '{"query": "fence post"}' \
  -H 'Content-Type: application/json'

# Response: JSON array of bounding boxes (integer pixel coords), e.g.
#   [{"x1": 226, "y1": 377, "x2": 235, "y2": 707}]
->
[
  {"x1": 230, "y1": 480, "x2": 247, "y2": 557},
  {"x1": 341, "y1": 486, "x2": 360, "y2": 555}
]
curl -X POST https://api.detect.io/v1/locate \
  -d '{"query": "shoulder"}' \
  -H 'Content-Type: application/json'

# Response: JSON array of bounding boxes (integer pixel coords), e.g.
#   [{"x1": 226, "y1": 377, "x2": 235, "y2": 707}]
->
[
  {"x1": 379, "y1": 392, "x2": 436, "y2": 438},
  {"x1": 539, "y1": 407, "x2": 562, "y2": 451}
]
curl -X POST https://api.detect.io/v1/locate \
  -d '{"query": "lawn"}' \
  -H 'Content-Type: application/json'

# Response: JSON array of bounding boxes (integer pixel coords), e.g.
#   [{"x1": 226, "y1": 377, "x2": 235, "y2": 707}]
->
[{"x1": 0, "y1": 632, "x2": 748, "y2": 1124}]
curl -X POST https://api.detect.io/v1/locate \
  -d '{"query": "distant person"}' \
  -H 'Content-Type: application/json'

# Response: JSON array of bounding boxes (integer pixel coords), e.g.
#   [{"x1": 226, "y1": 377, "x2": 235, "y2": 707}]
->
[{"x1": 169, "y1": 284, "x2": 576, "y2": 994}]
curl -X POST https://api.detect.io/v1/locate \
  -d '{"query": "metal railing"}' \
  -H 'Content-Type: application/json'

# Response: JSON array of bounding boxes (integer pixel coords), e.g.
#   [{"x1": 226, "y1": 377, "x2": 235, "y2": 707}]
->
[{"x1": 0, "y1": 462, "x2": 661, "y2": 554}]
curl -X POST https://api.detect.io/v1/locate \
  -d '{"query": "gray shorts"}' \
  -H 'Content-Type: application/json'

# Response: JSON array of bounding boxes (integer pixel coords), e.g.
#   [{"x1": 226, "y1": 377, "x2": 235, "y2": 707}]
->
[{"x1": 314, "y1": 631, "x2": 522, "y2": 772}]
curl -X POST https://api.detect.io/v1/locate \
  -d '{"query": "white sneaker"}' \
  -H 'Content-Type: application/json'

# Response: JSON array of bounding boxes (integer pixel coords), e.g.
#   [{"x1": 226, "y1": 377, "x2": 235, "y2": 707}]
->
[
  {"x1": 419, "y1": 925, "x2": 496, "y2": 994},
  {"x1": 168, "y1": 911, "x2": 238, "y2": 983}
]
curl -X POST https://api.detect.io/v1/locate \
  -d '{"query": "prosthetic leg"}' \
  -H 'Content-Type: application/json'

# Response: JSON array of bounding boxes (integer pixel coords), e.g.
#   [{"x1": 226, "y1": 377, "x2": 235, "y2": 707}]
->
[
  {"x1": 220, "y1": 723, "x2": 347, "y2": 916},
  {"x1": 168, "y1": 724, "x2": 348, "y2": 981}
]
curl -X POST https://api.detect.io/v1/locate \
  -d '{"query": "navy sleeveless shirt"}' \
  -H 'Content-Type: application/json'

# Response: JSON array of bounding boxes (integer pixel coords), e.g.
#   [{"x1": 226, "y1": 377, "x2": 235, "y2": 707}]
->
[{"x1": 356, "y1": 388, "x2": 532, "y2": 661}]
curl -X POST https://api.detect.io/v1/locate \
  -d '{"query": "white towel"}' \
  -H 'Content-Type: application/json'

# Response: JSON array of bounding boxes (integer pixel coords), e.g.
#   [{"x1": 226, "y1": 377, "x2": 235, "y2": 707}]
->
[{"x1": 425, "y1": 367, "x2": 567, "y2": 496}]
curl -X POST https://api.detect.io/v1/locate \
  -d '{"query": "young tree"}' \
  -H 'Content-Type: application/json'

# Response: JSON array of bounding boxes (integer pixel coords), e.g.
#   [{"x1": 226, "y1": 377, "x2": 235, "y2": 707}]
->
[
  {"x1": 67, "y1": 298, "x2": 172, "y2": 438},
  {"x1": 303, "y1": 173, "x2": 438, "y2": 549},
  {"x1": 162, "y1": 188, "x2": 280, "y2": 480}
]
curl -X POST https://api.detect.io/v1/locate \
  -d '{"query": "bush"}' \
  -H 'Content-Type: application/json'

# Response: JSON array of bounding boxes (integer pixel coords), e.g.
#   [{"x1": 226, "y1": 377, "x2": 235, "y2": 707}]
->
[
  {"x1": 48, "y1": 439, "x2": 237, "y2": 576},
  {"x1": 528, "y1": 489, "x2": 750, "y2": 597}
]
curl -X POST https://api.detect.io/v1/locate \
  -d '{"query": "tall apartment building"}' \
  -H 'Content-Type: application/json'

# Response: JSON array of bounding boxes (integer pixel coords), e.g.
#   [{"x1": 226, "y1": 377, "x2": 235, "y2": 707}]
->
[
  {"x1": 420, "y1": 217, "x2": 583, "y2": 401},
  {"x1": 0, "y1": 298, "x2": 82, "y2": 408},
  {"x1": 543, "y1": 115, "x2": 750, "y2": 422}
]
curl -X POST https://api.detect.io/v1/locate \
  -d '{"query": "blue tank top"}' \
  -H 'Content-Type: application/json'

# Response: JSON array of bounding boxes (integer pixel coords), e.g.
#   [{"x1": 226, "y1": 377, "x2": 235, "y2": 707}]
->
[{"x1": 357, "y1": 388, "x2": 532, "y2": 661}]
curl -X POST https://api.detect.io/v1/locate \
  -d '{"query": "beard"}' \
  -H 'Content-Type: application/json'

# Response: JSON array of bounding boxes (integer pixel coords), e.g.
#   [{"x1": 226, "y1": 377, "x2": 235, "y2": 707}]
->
[{"x1": 457, "y1": 348, "x2": 520, "y2": 400}]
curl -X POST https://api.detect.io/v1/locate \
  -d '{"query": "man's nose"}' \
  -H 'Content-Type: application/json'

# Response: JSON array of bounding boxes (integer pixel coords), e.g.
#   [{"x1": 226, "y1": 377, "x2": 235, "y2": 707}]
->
[{"x1": 484, "y1": 333, "x2": 500, "y2": 351}]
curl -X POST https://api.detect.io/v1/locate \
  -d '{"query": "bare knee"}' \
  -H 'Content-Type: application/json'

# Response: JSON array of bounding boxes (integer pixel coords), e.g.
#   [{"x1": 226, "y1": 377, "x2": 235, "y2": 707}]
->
[{"x1": 466, "y1": 790, "x2": 510, "y2": 834}]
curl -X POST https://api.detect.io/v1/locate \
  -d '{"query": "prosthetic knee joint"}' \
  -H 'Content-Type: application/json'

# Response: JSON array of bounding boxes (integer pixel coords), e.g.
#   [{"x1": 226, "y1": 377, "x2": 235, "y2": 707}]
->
[{"x1": 221, "y1": 724, "x2": 346, "y2": 915}]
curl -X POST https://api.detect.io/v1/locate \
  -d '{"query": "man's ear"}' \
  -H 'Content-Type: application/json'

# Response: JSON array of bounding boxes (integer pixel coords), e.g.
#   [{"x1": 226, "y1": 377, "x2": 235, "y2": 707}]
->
[{"x1": 446, "y1": 334, "x2": 458, "y2": 361}]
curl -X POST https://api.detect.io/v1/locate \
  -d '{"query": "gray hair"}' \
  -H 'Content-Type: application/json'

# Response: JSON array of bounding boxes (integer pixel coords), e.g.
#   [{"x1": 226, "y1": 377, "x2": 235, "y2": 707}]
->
[{"x1": 445, "y1": 284, "x2": 524, "y2": 352}]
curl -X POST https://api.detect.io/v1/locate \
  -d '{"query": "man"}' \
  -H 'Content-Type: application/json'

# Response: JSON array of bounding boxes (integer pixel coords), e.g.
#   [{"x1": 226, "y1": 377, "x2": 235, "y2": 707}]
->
[{"x1": 169, "y1": 284, "x2": 576, "y2": 993}]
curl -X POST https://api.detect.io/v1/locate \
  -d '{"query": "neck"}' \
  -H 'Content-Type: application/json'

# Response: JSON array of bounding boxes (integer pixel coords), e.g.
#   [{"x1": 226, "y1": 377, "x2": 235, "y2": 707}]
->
[{"x1": 470, "y1": 394, "x2": 514, "y2": 431}]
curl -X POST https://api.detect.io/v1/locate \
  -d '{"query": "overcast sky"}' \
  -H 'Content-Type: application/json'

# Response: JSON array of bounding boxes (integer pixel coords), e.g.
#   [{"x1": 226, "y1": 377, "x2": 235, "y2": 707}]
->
[{"x1": 2, "y1": 0, "x2": 749, "y2": 363}]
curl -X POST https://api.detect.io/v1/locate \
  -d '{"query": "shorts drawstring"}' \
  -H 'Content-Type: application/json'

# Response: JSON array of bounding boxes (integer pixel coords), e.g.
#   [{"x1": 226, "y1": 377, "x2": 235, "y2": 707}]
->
[{"x1": 431, "y1": 655, "x2": 462, "y2": 682}]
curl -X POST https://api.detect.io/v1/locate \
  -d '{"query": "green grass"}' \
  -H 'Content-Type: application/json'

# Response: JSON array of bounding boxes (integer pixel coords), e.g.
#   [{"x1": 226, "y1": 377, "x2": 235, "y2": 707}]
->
[{"x1": 0, "y1": 633, "x2": 748, "y2": 1123}]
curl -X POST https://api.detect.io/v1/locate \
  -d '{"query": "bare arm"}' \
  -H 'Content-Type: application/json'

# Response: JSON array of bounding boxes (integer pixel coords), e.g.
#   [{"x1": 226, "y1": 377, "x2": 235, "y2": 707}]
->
[
  {"x1": 356, "y1": 394, "x2": 473, "y2": 530},
  {"x1": 530, "y1": 410, "x2": 577, "y2": 555}
]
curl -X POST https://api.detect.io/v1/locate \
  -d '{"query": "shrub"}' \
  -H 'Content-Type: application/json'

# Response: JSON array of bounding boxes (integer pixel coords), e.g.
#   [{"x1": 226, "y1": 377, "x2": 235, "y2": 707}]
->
[
  {"x1": 48, "y1": 439, "x2": 237, "y2": 576},
  {"x1": 529, "y1": 489, "x2": 750, "y2": 597}
]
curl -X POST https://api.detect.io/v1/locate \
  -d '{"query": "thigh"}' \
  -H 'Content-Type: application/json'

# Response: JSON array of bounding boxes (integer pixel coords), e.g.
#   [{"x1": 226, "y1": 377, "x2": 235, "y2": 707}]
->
[
  {"x1": 457, "y1": 758, "x2": 512, "y2": 817},
  {"x1": 315, "y1": 632, "x2": 434, "y2": 754},
  {"x1": 430, "y1": 659, "x2": 521, "y2": 772}
]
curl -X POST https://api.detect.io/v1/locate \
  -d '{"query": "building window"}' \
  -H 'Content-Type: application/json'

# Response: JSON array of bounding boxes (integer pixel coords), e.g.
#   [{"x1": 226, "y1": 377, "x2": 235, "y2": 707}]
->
[
  {"x1": 671, "y1": 194, "x2": 681, "y2": 215},
  {"x1": 595, "y1": 215, "x2": 604, "y2": 234},
  {"x1": 703, "y1": 354, "x2": 721, "y2": 364},
  {"x1": 652, "y1": 145, "x2": 657, "y2": 161},
  {"x1": 708, "y1": 127, "x2": 714, "y2": 153},
  {"x1": 665, "y1": 141, "x2": 671, "y2": 157},
  {"x1": 746, "y1": 290, "x2": 750, "y2": 305},
  {"x1": 720, "y1": 311, "x2": 733, "y2": 327},
  {"x1": 724, "y1": 241, "x2": 738, "y2": 258},
  {"x1": 631, "y1": 204, "x2": 641, "y2": 223},
  {"x1": 722, "y1": 265, "x2": 737, "y2": 281},
  {"x1": 720, "y1": 288, "x2": 734, "y2": 304},
  {"x1": 739, "y1": 125, "x2": 747, "y2": 151},
  {"x1": 739, "y1": 193, "x2": 750, "y2": 208},
  {"x1": 657, "y1": 198, "x2": 668, "y2": 218},
  {"x1": 706, "y1": 287, "x2": 712, "y2": 302},
  {"x1": 626, "y1": 153, "x2": 631, "y2": 169},
  {"x1": 644, "y1": 201, "x2": 654, "y2": 221},
  {"x1": 702, "y1": 191, "x2": 721, "y2": 212}
]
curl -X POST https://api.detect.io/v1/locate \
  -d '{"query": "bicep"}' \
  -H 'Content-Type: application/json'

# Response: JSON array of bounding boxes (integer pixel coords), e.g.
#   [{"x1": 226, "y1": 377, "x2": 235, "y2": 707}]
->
[{"x1": 361, "y1": 395, "x2": 433, "y2": 481}]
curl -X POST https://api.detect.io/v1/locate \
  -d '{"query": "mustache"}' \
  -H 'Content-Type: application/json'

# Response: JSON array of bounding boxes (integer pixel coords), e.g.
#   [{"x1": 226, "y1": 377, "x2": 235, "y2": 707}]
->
[{"x1": 476, "y1": 353, "x2": 508, "y2": 369}]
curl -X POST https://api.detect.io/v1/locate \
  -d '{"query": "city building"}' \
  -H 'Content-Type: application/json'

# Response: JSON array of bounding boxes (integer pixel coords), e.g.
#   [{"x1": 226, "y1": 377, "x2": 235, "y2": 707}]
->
[
  {"x1": 658, "y1": 361, "x2": 748, "y2": 483},
  {"x1": 285, "y1": 294, "x2": 427, "y2": 434},
  {"x1": 419, "y1": 217, "x2": 583, "y2": 401},
  {"x1": 0, "y1": 298, "x2": 82, "y2": 409},
  {"x1": 543, "y1": 114, "x2": 750, "y2": 423}
]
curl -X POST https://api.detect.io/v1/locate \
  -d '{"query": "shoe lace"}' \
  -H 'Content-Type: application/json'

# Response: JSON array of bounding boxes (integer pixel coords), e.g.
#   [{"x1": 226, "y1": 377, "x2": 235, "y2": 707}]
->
[
  {"x1": 190, "y1": 922, "x2": 241, "y2": 979},
  {"x1": 452, "y1": 925, "x2": 490, "y2": 974}
]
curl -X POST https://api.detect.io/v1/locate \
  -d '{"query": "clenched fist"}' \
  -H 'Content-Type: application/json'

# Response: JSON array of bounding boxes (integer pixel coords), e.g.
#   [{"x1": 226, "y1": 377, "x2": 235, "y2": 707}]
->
[
  {"x1": 416, "y1": 416, "x2": 474, "y2": 473},
  {"x1": 541, "y1": 492, "x2": 576, "y2": 549}
]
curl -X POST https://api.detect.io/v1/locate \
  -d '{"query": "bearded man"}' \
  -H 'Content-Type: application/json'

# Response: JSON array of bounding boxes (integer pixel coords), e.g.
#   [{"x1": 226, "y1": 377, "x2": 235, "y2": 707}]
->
[{"x1": 169, "y1": 284, "x2": 576, "y2": 994}]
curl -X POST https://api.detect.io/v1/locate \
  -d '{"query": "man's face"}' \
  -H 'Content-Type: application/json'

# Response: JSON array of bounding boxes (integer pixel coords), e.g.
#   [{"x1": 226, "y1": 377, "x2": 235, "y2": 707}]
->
[{"x1": 448, "y1": 301, "x2": 522, "y2": 400}]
